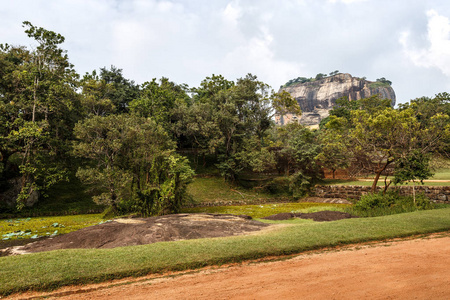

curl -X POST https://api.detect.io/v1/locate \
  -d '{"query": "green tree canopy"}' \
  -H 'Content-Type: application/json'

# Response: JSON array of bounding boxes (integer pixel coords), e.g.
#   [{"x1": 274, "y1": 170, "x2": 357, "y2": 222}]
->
[
  {"x1": 0, "y1": 22, "x2": 81, "y2": 208},
  {"x1": 73, "y1": 114, "x2": 193, "y2": 215}
]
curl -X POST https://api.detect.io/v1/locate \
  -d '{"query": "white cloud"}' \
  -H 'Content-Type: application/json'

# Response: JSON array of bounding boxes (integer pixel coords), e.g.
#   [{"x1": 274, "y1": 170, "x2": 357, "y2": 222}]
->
[
  {"x1": 328, "y1": 0, "x2": 368, "y2": 4},
  {"x1": 221, "y1": 26, "x2": 303, "y2": 89},
  {"x1": 1, "y1": 0, "x2": 449, "y2": 100},
  {"x1": 223, "y1": 1, "x2": 242, "y2": 26},
  {"x1": 400, "y1": 9, "x2": 450, "y2": 76}
]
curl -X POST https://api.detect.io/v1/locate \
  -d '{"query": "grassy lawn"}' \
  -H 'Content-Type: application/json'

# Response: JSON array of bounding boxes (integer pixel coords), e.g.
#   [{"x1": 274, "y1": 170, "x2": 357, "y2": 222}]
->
[
  {"x1": 430, "y1": 168, "x2": 450, "y2": 180},
  {"x1": 187, "y1": 176, "x2": 285, "y2": 204},
  {"x1": 1, "y1": 214, "x2": 104, "y2": 241},
  {"x1": 1, "y1": 208, "x2": 449, "y2": 296},
  {"x1": 182, "y1": 202, "x2": 349, "y2": 219}
]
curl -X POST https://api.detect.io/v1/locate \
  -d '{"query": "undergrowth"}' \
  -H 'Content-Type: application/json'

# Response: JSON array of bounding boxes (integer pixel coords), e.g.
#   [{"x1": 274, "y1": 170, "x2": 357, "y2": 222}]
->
[{"x1": 346, "y1": 191, "x2": 438, "y2": 217}]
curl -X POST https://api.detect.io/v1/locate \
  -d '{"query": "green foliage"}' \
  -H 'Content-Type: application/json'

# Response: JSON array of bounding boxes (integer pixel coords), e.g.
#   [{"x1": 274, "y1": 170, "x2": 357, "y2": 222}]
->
[
  {"x1": 376, "y1": 77, "x2": 392, "y2": 85},
  {"x1": 129, "y1": 77, "x2": 190, "y2": 134},
  {"x1": 281, "y1": 76, "x2": 313, "y2": 88},
  {"x1": 272, "y1": 90, "x2": 301, "y2": 117},
  {"x1": 281, "y1": 71, "x2": 341, "y2": 88},
  {"x1": 399, "y1": 93, "x2": 450, "y2": 154},
  {"x1": 393, "y1": 151, "x2": 433, "y2": 185},
  {"x1": 351, "y1": 190, "x2": 433, "y2": 217},
  {"x1": 0, "y1": 22, "x2": 80, "y2": 209},
  {"x1": 329, "y1": 70, "x2": 339, "y2": 76},
  {"x1": 273, "y1": 123, "x2": 322, "y2": 195},
  {"x1": 315, "y1": 73, "x2": 327, "y2": 80},
  {"x1": 180, "y1": 74, "x2": 276, "y2": 182},
  {"x1": 260, "y1": 176, "x2": 291, "y2": 194},
  {"x1": 98, "y1": 65, "x2": 140, "y2": 113},
  {"x1": 324, "y1": 94, "x2": 449, "y2": 192},
  {"x1": 73, "y1": 114, "x2": 194, "y2": 216},
  {"x1": 80, "y1": 71, "x2": 116, "y2": 116},
  {"x1": 183, "y1": 202, "x2": 348, "y2": 218},
  {"x1": 368, "y1": 77, "x2": 392, "y2": 89},
  {"x1": 316, "y1": 127, "x2": 350, "y2": 178},
  {"x1": 125, "y1": 154, "x2": 194, "y2": 216}
]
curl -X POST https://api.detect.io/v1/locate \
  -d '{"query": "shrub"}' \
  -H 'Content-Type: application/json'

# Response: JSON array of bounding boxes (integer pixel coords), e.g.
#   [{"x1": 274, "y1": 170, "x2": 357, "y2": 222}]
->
[
  {"x1": 350, "y1": 190, "x2": 433, "y2": 217},
  {"x1": 261, "y1": 177, "x2": 290, "y2": 194}
]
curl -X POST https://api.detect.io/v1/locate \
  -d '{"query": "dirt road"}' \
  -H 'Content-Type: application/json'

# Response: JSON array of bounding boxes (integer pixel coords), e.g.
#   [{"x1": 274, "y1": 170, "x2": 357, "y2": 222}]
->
[{"x1": 10, "y1": 234, "x2": 450, "y2": 300}]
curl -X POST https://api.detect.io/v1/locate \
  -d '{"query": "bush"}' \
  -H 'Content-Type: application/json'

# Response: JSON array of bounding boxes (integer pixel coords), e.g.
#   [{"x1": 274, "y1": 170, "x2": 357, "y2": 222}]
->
[
  {"x1": 350, "y1": 190, "x2": 433, "y2": 217},
  {"x1": 261, "y1": 177, "x2": 290, "y2": 194}
]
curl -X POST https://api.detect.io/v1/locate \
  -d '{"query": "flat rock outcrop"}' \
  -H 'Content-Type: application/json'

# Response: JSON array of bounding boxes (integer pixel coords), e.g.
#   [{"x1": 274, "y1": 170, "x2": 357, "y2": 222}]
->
[{"x1": 277, "y1": 73, "x2": 396, "y2": 126}]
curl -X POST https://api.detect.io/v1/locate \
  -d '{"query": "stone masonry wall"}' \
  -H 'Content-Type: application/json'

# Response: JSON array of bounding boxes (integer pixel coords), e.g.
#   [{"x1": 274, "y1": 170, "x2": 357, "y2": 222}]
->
[{"x1": 313, "y1": 185, "x2": 450, "y2": 203}]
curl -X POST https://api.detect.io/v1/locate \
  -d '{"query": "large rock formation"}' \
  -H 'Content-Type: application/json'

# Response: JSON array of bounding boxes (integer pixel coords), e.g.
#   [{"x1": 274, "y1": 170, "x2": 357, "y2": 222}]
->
[{"x1": 277, "y1": 73, "x2": 396, "y2": 126}]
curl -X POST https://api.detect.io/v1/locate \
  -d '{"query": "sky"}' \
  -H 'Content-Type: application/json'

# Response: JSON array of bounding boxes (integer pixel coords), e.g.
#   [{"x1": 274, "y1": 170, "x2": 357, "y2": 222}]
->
[{"x1": 1, "y1": 0, "x2": 450, "y2": 104}]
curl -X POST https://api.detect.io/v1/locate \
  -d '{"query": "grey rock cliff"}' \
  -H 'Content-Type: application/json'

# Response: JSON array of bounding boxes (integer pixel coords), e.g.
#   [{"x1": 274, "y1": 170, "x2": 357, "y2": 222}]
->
[{"x1": 278, "y1": 73, "x2": 396, "y2": 126}]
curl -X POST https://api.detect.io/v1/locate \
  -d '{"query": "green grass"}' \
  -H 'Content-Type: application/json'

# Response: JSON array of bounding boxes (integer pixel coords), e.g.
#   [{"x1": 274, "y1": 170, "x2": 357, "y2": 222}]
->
[
  {"x1": 187, "y1": 176, "x2": 283, "y2": 204},
  {"x1": 0, "y1": 214, "x2": 104, "y2": 241},
  {"x1": 430, "y1": 168, "x2": 450, "y2": 180},
  {"x1": 1, "y1": 203, "x2": 344, "y2": 241},
  {"x1": 182, "y1": 203, "x2": 349, "y2": 219},
  {"x1": 1, "y1": 208, "x2": 449, "y2": 296}
]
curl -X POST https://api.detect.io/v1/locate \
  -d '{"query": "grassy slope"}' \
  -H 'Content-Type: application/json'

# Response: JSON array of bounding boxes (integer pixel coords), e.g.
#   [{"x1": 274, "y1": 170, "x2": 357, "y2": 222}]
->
[
  {"x1": 1, "y1": 208, "x2": 449, "y2": 296},
  {"x1": 187, "y1": 177, "x2": 284, "y2": 204}
]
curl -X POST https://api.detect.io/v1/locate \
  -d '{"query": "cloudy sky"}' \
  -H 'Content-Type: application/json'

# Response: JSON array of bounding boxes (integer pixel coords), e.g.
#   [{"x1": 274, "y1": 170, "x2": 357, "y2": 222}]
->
[{"x1": 1, "y1": 0, "x2": 450, "y2": 104}]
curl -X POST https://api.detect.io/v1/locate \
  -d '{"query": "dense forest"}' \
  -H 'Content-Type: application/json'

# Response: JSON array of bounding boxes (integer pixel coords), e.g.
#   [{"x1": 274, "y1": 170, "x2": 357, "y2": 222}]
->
[{"x1": 1, "y1": 22, "x2": 449, "y2": 216}]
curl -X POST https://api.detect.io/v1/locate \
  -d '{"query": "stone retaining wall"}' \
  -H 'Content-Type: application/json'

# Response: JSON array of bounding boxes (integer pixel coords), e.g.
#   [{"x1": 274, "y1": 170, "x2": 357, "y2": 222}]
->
[{"x1": 313, "y1": 185, "x2": 450, "y2": 203}]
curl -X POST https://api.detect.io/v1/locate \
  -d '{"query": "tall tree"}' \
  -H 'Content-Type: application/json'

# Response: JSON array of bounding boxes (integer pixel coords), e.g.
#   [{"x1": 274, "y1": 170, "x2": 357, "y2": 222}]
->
[
  {"x1": 326, "y1": 103, "x2": 449, "y2": 193},
  {"x1": 273, "y1": 123, "x2": 322, "y2": 196},
  {"x1": 99, "y1": 66, "x2": 140, "y2": 113},
  {"x1": 1, "y1": 22, "x2": 80, "y2": 208},
  {"x1": 80, "y1": 71, "x2": 116, "y2": 117},
  {"x1": 129, "y1": 77, "x2": 190, "y2": 134},
  {"x1": 73, "y1": 114, "x2": 193, "y2": 216}
]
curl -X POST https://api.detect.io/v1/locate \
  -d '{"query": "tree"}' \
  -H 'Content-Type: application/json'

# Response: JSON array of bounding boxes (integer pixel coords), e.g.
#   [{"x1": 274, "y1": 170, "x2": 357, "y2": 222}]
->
[
  {"x1": 80, "y1": 71, "x2": 116, "y2": 117},
  {"x1": 326, "y1": 103, "x2": 449, "y2": 193},
  {"x1": 0, "y1": 22, "x2": 81, "y2": 208},
  {"x1": 329, "y1": 70, "x2": 339, "y2": 76},
  {"x1": 98, "y1": 65, "x2": 140, "y2": 113},
  {"x1": 376, "y1": 77, "x2": 392, "y2": 86},
  {"x1": 316, "y1": 129, "x2": 349, "y2": 179},
  {"x1": 315, "y1": 73, "x2": 327, "y2": 80},
  {"x1": 272, "y1": 123, "x2": 322, "y2": 196},
  {"x1": 399, "y1": 93, "x2": 450, "y2": 156},
  {"x1": 392, "y1": 150, "x2": 433, "y2": 204},
  {"x1": 73, "y1": 114, "x2": 194, "y2": 215},
  {"x1": 129, "y1": 77, "x2": 190, "y2": 135},
  {"x1": 272, "y1": 90, "x2": 302, "y2": 125}
]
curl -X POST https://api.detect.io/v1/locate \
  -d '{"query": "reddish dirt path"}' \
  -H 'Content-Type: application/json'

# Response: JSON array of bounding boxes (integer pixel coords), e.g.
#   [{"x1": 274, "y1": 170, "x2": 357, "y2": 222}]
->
[{"x1": 10, "y1": 234, "x2": 450, "y2": 300}]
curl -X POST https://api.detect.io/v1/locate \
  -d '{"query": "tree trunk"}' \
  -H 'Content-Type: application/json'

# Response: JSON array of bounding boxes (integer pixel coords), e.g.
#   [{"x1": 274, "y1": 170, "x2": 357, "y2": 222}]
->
[
  {"x1": 371, "y1": 171, "x2": 382, "y2": 193},
  {"x1": 371, "y1": 161, "x2": 392, "y2": 193}
]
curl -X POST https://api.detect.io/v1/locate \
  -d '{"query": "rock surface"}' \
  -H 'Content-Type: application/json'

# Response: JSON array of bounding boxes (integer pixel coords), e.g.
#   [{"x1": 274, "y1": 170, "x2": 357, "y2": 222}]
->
[{"x1": 277, "y1": 73, "x2": 396, "y2": 126}]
